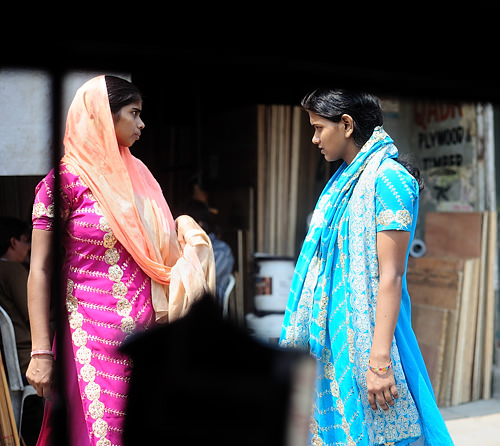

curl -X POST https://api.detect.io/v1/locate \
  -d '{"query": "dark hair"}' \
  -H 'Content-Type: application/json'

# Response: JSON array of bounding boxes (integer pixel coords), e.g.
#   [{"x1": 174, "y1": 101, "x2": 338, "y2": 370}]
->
[
  {"x1": 105, "y1": 75, "x2": 142, "y2": 116},
  {"x1": 301, "y1": 88, "x2": 423, "y2": 191},
  {"x1": 179, "y1": 200, "x2": 215, "y2": 234},
  {"x1": 397, "y1": 157, "x2": 424, "y2": 192},
  {"x1": 0, "y1": 217, "x2": 30, "y2": 256},
  {"x1": 301, "y1": 88, "x2": 383, "y2": 148}
]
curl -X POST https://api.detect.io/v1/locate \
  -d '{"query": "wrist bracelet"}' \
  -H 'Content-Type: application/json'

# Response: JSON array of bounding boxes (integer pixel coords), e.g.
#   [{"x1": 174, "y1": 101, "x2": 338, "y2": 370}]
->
[
  {"x1": 31, "y1": 349, "x2": 54, "y2": 358},
  {"x1": 368, "y1": 359, "x2": 392, "y2": 374}
]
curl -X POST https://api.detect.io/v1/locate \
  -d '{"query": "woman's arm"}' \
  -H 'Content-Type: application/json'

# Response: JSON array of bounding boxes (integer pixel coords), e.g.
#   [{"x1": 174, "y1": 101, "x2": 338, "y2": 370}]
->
[
  {"x1": 367, "y1": 229, "x2": 410, "y2": 411},
  {"x1": 26, "y1": 228, "x2": 54, "y2": 398}
]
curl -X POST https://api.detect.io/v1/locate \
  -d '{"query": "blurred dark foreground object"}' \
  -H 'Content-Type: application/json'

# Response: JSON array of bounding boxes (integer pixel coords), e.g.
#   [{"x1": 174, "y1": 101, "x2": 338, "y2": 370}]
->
[{"x1": 120, "y1": 294, "x2": 315, "y2": 446}]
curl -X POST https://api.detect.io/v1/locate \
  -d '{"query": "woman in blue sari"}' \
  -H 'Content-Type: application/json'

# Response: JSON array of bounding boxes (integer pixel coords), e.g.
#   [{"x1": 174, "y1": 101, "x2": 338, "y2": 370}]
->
[{"x1": 280, "y1": 90, "x2": 453, "y2": 446}]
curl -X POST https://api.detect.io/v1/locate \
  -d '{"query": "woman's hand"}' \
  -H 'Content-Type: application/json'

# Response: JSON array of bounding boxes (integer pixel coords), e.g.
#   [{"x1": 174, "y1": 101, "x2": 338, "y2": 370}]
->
[
  {"x1": 366, "y1": 365, "x2": 399, "y2": 411},
  {"x1": 26, "y1": 355, "x2": 54, "y2": 400},
  {"x1": 175, "y1": 215, "x2": 203, "y2": 251}
]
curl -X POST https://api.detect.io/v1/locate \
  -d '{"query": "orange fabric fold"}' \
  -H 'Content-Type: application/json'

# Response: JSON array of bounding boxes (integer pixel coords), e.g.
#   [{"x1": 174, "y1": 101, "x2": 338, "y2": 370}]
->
[{"x1": 61, "y1": 75, "x2": 215, "y2": 322}]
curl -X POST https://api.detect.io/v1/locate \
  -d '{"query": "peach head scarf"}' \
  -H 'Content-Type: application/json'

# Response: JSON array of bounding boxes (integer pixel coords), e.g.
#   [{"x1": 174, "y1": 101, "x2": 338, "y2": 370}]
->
[{"x1": 61, "y1": 75, "x2": 215, "y2": 323}]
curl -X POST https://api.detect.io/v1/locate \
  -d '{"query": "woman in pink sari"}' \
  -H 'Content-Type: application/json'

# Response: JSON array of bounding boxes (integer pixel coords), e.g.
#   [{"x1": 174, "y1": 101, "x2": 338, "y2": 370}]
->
[{"x1": 26, "y1": 75, "x2": 215, "y2": 445}]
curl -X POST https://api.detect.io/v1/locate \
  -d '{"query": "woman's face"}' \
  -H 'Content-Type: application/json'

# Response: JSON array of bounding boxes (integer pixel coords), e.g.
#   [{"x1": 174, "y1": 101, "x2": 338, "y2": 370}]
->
[
  {"x1": 113, "y1": 101, "x2": 145, "y2": 147},
  {"x1": 308, "y1": 111, "x2": 357, "y2": 164}
]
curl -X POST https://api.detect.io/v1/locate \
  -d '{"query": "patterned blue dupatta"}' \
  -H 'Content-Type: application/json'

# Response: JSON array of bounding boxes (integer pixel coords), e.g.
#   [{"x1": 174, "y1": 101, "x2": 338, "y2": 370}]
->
[
  {"x1": 280, "y1": 127, "x2": 395, "y2": 352},
  {"x1": 280, "y1": 127, "x2": 453, "y2": 445}
]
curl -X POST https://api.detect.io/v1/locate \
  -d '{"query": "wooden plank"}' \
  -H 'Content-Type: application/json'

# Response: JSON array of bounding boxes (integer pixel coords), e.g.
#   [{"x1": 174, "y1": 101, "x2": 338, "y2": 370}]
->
[
  {"x1": 407, "y1": 257, "x2": 463, "y2": 310},
  {"x1": 407, "y1": 256, "x2": 464, "y2": 406},
  {"x1": 425, "y1": 212, "x2": 483, "y2": 258},
  {"x1": 411, "y1": 304, "x2": 448, "y2": 398},
  {"x1": 268, "y1": 105, "x2": 278, "y2": 254},
  {"x1": 472, "y1": 213, "x2": 488, "y2": 401},
  {"x1": 287, "y1": 106, "x2": 301, "y2": 256},
  {"x1": 277, "y1": 106, "x2": 290, "y2": 255},
  {"x1": 256, "y1": 105, "x2": 266, "y2": 253},
  {"x1": 451, "y1": 258, "x2": 480, "y2": 405},
  {"x1": 0, "y1": 352, "x2": 20, "y2": 446},
  {"x1": 236, "y1": 229, "x2": 246, "y2": 325},
  {"x1": 482, "y1": 211, "x2": 497, "y2": 399},
  {"x1": 439, "y1": 308, "x2": 460, "y2": 407}
]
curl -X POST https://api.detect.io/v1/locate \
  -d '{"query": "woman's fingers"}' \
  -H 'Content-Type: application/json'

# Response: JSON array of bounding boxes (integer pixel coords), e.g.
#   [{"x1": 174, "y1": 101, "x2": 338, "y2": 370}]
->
[
  {"x1": 390, "y1": 384, "x2": 399, "y2": 400},
  {"x1": 368, "y1": 391, "x2": 390, "y2": 411},
  {"x1": 368, "y1": 387, "x2": 399, "y2": 411},
  {"x1": 383, "y1": 389, "x2": 395, "y2": 407},
  {"x1": 42, "y1": 385, "x2": 52, "y2": 401},
  {"x1": 377, "y1": 392, "x2": 390, "y2": 411},
  {"x1": 368, "y1": 391, "x2": 377, "y2": 411}
]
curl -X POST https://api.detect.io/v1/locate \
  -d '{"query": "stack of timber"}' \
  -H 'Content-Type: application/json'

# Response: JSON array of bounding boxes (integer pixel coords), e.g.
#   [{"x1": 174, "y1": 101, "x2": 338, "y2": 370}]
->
[
  {"x1": 257, "y1": 105, "x2": 303, "y2": 257},
  {"x1": 407, "y1": 212, "x2": 497, "y2": 407},
  {"x1": 0, "y1": 351, "x2": 20, "y2": 446}
]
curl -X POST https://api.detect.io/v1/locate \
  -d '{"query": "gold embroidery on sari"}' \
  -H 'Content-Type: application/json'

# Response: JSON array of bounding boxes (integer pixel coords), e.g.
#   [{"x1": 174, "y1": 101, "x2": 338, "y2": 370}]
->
[
  {"x1": 105, "y1": 247, "x2": 120, "y2": 265},
  {"x1": 99, "y1": 216, "x2": 111, "y2": 233},
  {"x1": 108, "y1": 265, "x2": 123, "y2": 282},
  {"x1": 66, "y1": 278, "x2": 109, "y2": 443},
  {"x1": 311, "y1": 434, "x2": 323, "y2": 446},
  {"x1": 100, "y1": 225, "x2": 135, "y2": 335},
  {"x1": 376, "y1": 209, "x2": 411, "y2": 228},
  {"x1": 66, "y1": 212, "x2": 138, "y2": 445},
  {"x1": 103, "y1": 232, "x2": 117, "y2": 248}
]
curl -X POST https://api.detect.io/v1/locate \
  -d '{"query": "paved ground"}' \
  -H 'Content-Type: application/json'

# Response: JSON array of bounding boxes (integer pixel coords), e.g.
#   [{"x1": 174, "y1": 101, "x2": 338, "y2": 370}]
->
[{"x1": 440, "y1": 398, "x2": 500, "y2": 445}]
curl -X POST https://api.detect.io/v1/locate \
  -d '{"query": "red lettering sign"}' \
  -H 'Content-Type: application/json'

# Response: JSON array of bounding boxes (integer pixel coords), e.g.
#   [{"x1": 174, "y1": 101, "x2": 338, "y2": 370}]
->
[{"x1": 414, "y1": 102, "x2": 463, "y2": 130}]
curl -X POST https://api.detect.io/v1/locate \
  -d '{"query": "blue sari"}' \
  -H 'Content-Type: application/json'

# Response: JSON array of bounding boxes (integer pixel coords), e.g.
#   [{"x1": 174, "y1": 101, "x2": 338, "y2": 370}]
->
[{"x1": 280, "y1": 127, "x2": 453, "y2": 446}]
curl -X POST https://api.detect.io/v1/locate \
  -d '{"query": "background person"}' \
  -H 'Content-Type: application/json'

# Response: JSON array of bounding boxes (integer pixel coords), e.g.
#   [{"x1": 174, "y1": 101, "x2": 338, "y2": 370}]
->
[
  {"x1": 0, "y1": 216, "x2": 31, "y2": 375},
  {"x1": 0, "y1": 216, "x2": 44, "y2": 446},
  {"x1": 180, "y1": 199, "x2": 234, "y2": 305}
]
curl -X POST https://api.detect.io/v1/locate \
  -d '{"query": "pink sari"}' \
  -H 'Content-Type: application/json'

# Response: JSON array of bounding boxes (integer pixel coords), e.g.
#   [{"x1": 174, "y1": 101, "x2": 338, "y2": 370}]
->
[
  {"x1": 34, "y1": 165, "x2": 155, "y2": 445},
  {"x1": 32, "y1": 76, "x2": 214, "y2": 445}
]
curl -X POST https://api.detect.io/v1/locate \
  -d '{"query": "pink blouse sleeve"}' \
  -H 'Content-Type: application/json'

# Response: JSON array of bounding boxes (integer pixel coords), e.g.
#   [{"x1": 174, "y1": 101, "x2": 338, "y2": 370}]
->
[{"x1": 32, "y1": 166, "x2": 73, "y2": 231}]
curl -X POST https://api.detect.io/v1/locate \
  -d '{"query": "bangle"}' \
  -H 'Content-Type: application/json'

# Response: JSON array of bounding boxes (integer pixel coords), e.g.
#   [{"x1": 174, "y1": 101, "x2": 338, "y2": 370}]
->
[
  {"x1": 368, "y1": 359, "x2": 392, "y2": 374},
  {"x1": 31, "y1": 350, "x2": 54, "y2": 358}
]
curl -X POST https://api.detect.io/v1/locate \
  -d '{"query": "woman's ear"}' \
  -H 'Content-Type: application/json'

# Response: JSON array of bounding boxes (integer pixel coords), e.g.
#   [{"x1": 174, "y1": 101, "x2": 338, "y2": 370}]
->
[{"x1": 341, "y1": 114, "x2": 354, "y2": 138}]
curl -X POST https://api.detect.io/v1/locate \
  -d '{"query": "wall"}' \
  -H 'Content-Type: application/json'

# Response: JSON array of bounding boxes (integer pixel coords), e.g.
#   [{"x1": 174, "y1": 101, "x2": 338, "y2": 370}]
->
[
  {"x1": 0, "y1": 69, "x2": 131, "y2": 177},
  {"x1": 382, "y1": 98, "x2": 486, "y2": 239},
  {"x1": 0, "y1": 70, "x2": 130, "y2": 220},
  {"x1": 412, "y1": 101, "x2": 478, "y2": 212},
  {"x1": 0, "y1": 69, "x2": 52, "y2": 175}
]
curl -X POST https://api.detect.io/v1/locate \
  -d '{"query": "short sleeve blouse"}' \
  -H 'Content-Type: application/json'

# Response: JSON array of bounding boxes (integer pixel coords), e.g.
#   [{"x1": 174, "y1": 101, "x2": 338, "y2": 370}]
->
[{"x1": 375, "y1": 159, "x2": 419, "y2": 233}]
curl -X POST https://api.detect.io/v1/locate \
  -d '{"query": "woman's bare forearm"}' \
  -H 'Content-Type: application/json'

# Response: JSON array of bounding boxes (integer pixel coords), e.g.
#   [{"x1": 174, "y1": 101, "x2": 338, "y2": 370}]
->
[
  {"x1": 28, "y1": 229, "x2": 54, "y2": 350},
  {"x1": 370, "y1": 275, "x2": 402, "y2": 364}
]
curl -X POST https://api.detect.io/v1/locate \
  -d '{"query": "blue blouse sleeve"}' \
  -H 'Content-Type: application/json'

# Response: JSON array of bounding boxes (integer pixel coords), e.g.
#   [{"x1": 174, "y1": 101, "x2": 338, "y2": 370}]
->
[{"x1": 375, "y1": 160, "x2": 419, "y2": 232}]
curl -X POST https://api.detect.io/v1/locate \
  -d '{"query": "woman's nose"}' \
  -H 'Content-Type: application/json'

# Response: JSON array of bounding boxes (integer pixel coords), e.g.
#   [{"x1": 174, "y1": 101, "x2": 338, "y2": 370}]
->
[
  {"x1": 312, "y1": 135, "x2": 320, "y2": 144},
  {"x1": 138, "y1": 119, "x2": 145, "y2": 130}
]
